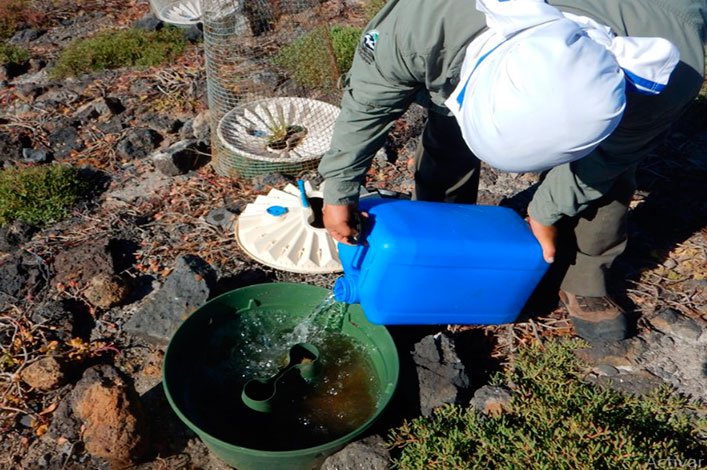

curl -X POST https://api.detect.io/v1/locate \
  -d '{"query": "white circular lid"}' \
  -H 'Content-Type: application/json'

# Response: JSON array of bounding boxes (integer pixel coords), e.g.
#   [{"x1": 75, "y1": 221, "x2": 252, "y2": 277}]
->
[
  {"x1": 217, "y1": 97, "x2": 340, "y2": 163},
  {"x1": 236, "y1": 181, "x2": 343, "y2": 274}
]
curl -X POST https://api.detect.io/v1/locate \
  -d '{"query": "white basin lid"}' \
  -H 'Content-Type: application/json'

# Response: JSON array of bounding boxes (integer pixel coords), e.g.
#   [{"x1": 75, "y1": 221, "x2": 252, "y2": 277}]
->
[
  {"x1": 236, "y1": 181, "x2": 343, "y2": 274},
  {"x1": 217, "y1": 97, "x2": 340, "y2": 163}
]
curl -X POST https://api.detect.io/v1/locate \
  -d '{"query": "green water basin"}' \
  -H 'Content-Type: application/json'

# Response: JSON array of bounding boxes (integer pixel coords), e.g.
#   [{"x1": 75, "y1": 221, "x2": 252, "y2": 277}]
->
[{"x1": 162, "y1": 283, "x2": 400, "y2": 469}]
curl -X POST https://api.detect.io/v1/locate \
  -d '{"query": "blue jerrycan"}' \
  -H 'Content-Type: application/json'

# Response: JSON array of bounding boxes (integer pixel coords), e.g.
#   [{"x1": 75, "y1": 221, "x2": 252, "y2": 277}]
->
[{"x1": 333, "y1": 198, "x2": 549, "y2": 325}]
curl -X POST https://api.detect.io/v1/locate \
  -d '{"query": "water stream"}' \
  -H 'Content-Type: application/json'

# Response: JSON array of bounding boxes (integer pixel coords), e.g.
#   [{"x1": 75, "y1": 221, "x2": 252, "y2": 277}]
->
[{"x1": 229, "y1": 292, "x2": 347, "y2": 380}]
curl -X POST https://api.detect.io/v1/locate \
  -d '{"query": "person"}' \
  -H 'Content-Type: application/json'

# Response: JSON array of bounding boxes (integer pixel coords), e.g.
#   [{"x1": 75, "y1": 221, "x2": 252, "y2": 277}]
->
[{"x1": 317, "y1": 0, "x2": 706, "y2": 342}]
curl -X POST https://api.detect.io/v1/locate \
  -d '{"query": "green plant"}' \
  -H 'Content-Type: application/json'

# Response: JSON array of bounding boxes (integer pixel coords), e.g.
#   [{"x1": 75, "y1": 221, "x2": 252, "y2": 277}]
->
[
  {"x1": 0, "y1": 42, "x2": 29, "y2": 65},
  {"x1": 0, "y1": 164, "x2": 88, "y2": 227},
  {"x1": 389, "y1": 339, "x2": 706, "y2": 469},
  {"x1": 329, "y1": 25, "x2": 361, "y2": 76},
  {"x1": 266, "y1": 124, "x2": 307, "y2": 151},
  {"x1": 51, "y1": 27, "x2": 187, "y2": 78},
  {"x1": 272, "y1": 25, "x2": 362, "y2": 89}
]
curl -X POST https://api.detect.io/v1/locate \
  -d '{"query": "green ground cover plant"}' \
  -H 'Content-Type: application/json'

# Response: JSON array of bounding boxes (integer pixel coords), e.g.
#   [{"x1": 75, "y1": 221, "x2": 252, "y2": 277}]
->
[
  {"x1": 272, "y1": 25, "x2": 362, "y2": 89},
  {"x1": 389, "y1": 339, "x2": 706, "y2": 469},
  {"x1": 0, "y1": 42, "x2": 29, "y2": 65},
  {"x1": 51, "y1": 27, "x2": 186, "y2": 78},
  {"x1": 0, "y1": 164, "x2": 88, "y2": 227}
]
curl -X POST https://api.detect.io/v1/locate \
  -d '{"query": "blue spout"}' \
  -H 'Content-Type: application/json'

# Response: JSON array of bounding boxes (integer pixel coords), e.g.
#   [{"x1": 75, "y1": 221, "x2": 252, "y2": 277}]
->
[
  {"x1": 297, "y1": 180, "x2": 309, "y2": 208},
  {"x1": 333, "y1": 276, "x2": 359, "y2": 304}
]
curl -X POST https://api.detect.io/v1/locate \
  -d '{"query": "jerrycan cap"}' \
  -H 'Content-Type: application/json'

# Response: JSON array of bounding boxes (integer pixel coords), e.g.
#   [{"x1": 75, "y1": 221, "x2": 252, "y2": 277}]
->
[{"x1": 333, "y1": 276, "x2": 359, "y2": 304}]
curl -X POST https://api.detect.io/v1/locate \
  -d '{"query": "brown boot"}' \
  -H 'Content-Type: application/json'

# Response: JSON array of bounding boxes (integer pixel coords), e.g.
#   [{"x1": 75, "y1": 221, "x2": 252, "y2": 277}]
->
[{"x1": 558, "y1": 290, "x2": 628, "y2": 343}]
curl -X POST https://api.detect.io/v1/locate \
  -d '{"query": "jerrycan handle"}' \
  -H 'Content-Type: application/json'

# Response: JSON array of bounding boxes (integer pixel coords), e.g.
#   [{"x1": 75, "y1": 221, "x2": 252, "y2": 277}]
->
[
  {"x1": 351, "y1": 245, "x2": 368, "y2": 269},
  {"x1": 349, "y1": 210, "x2": 371, "y2": 269}
]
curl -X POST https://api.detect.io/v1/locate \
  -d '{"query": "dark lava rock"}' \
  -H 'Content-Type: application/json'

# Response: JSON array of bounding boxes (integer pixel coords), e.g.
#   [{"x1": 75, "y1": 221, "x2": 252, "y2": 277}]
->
[
  {"x1": 182, "y1": 24, "x2": 203, "y2": 43},
  {"x1": 4, "y1": 60, "x2": 31, "y2": 79},
  {"x1": 140, "y1": 112, "x2": 183, "y2": 135},
  {"x1": 322, "y1": 435, "x2": 391, "y2": 470},
  {"x1": 14, "y1": 83, "x2": 45, "y2": 101},
  {"x1": 73, "y1": 97, "x2": 125, "y2": 125},
  {"x1": 469, "y1": 385, "x2": 513, "y2": 415},
  {"x1": 116, "y1": 128, "x2": 163, "y2": 160},
  {"x1": 103, "y1": 96, "x2": 126, "y2": 115},
  {"x1": 48, "y1": 123, "x2": 84, "y2": 160},
  {"x1": 204, "y1": 207, "x2": 237, "y2": 231},
  {"x1": 97, "y1": 116, "x2": 126, "y2": 134},
  {"x1": 412, "y1": 332, "x2": 471, "y2": 416},
  {"x1": 574, "y1": 338, "x2": 649, "y2": 368},
  {"x1": 179, "y1": 110, "x2": 210, "y2": 143},
  {"x1": 0, "y1": 130, "x2": 31, "y2": 167},
  {"x1": 21, "y1": 147, "x2": 51, "y2": 164},
  {"x1": 47, "y1": 397, "x2": 82, "y2": 442},
  {"x1": 132, "y1": 14, "x2": 163, "y2": 32},
  {"x1": 590, "y1": 370, "x2": 666, "y2": 397},
  {"x1": 0, "y1": 251, "x2": 46, "y2": 308},
  {"x1": 9, "y1": 28, "x2": 46, "y2": 43},
  {"x1": 649, "y1": 308, "x2": 702, "y2": 342},
  {"x1": 152, "y1": 140, "x2": 210, "y2": 176},
  {"x1": 30, "y1": 300, "x2": 75, "y2": 341},
  {"x1": 52, "y1": 238, "x2": 137, "y2": 286},
  {"x1": 0, "y1": 220, "x2": 36, "y2": 252},
  {"x1": 124, "y1": 255, "x2": 216, "y2": 346}
]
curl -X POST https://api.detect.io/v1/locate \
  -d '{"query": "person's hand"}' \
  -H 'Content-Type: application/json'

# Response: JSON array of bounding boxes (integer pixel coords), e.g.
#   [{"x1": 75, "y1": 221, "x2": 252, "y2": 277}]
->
[
  {"x1": 527, "y1": 216, "x2": 557, "y2": 263},
  {"x1": 323, "y1": 203, "x2": 361, "y2": 245}
]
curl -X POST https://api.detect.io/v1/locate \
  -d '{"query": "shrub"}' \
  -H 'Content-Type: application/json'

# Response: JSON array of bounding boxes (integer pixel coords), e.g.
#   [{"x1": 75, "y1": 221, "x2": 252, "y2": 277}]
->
[
  {"x1": 0, "y1": 42, "x2": 29, "y2": 65},
  {"x1": 0, "y1": 165, "x2": 88, "y2": 227},
  {"x1": 0, "y1": 0, "x2": 45, "y2": 39},
  {"x1": 272, "y1": 25, "x2": 362, "y2": 89},
  {"x1": 51, "y1": 27, "x2": 187, "y2": 78},
  {"x1": 389, "y1": 339, "x2": 706, "y2": 468}
]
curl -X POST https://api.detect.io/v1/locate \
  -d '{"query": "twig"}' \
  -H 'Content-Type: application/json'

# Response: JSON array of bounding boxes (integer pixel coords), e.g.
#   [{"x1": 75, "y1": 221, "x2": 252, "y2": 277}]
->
[{"x1": 527, "y1": 319, "x2": 544, "y2": 348}]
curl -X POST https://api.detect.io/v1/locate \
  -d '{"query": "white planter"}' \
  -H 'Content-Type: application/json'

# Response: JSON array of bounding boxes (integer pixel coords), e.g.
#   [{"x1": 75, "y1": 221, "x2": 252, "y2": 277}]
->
[
  {"x1": 217, "y1": 97, "x2": 341, "y2": 163},
  {"x1": 150, "y1": 0, "x2": 202, "y2": 25}
]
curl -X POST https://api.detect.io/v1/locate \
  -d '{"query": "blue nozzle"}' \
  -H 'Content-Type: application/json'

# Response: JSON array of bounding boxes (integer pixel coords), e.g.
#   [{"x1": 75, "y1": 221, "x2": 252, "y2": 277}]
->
[
  {"x1": 333, "y1": 276, "x2": 359, "y2": 304},
  {"x1": 297, "y1": 180, "x2": 309, "y2": 208}
]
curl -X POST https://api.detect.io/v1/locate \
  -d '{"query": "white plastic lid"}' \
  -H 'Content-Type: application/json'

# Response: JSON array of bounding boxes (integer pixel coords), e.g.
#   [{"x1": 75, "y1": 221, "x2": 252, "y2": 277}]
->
[
  {"x1": 236, "y1": 181, "x2": 343, "y2": 274},
  {"x1": 217, "y1": 97, "x2": 340, "y2": 163}
]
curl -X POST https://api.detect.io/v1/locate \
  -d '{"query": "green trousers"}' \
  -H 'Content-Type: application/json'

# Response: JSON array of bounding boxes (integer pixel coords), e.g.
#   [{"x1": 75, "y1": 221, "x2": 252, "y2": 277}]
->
[{"x1": 413, "y1": 111, "x2": 634, "y2": 297}]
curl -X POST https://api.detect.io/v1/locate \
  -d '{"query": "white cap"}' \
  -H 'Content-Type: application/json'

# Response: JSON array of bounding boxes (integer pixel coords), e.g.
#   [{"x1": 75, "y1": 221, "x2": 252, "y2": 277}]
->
[{"x1": 445, "y1": 0, "x2": 680, "y2": 172}]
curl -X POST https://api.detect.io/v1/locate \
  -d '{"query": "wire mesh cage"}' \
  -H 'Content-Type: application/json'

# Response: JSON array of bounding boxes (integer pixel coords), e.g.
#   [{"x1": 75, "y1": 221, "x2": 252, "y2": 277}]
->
[{"x1": 202, "y1": 0, "x2": 369, "y2": 177}]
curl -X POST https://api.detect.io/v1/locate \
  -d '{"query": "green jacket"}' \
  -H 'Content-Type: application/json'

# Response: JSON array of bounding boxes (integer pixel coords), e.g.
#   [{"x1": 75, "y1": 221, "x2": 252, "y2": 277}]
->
[{"x1": 318, "y1": 0, "x2": 706, "y2": 225}]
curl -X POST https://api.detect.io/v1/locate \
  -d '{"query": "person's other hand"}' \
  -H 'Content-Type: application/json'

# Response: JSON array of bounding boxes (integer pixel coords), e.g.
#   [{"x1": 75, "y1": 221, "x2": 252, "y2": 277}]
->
[
  {"x1": 323, "y1": 204, "x2": 359, "y2": 245},
  {"x1": 527, "y1": 216, "x2": 557, "y2": 263}
]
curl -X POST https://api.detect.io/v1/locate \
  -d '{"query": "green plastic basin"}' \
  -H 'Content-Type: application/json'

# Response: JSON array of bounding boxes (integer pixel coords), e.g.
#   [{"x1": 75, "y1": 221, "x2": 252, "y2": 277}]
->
[{"x1": 162, "y1": 283, "x2": 400, "y2": 469}]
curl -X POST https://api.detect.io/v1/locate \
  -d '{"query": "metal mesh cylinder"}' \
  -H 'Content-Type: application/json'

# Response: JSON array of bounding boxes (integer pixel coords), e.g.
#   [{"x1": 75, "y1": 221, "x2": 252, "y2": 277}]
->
[{"x1": 202, "y1": 0, "x2": 360, "y2": 177}]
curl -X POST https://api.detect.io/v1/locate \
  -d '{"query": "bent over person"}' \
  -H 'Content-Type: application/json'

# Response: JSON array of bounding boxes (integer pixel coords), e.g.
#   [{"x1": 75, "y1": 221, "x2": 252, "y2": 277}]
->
[{"x1": 318, "y1": 0, "x2": 706, "y2": 342}]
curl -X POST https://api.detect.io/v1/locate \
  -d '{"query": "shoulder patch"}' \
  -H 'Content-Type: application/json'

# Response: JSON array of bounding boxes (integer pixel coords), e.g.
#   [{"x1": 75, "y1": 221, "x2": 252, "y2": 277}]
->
[
  {"x1": 359, "y1": 29, "x2": 379, "y2": 64},
  {"x1": 362, "y1": 30, "x2": 379, "y2": 52}
]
